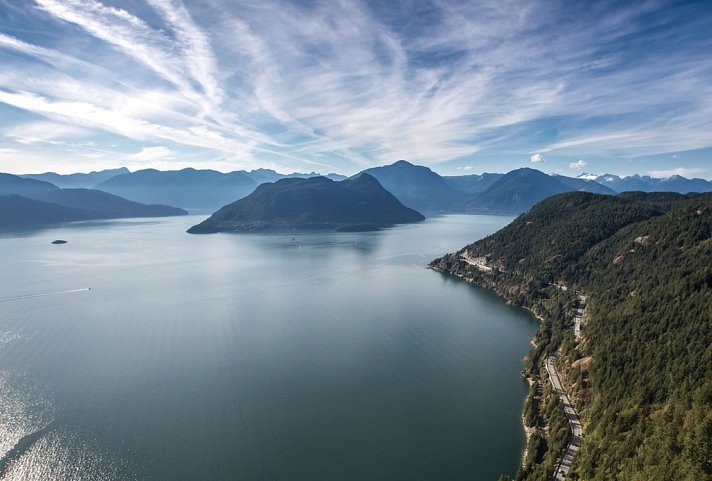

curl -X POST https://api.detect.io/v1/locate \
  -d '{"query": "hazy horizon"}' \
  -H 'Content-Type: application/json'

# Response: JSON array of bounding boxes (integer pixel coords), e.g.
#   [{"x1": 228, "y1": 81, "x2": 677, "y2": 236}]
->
[{"x1": 11, "y1": 160, "x2": 712, "y2": 182}]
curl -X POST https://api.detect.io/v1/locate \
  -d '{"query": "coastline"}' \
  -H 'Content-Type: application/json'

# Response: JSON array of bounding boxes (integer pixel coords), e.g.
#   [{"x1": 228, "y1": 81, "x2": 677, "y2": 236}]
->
[
  {"x1": 430, "y1": 264, "x2": 542, "y2": 473},
  {"x1": 520, "y1": 376, "x2": 535, "y2": 466}
]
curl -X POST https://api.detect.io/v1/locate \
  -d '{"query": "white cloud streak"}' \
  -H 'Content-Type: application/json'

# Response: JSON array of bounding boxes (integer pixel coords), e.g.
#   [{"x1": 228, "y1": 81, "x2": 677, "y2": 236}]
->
[
  {"x1": 0, "y1": 0, "x2": 709, "y2": 174},
  {"x1": 129, "y1": 145, "x2": 174, "y2": 161},
  {"x1": 144, "y1": 0, "x2": 222, "y2": 105}
]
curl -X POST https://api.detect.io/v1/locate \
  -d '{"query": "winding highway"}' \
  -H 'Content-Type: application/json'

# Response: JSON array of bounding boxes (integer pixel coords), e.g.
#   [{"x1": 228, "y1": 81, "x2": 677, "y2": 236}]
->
[{"x1": 545, "y1": 356, "x2": 582, "y2": 481}]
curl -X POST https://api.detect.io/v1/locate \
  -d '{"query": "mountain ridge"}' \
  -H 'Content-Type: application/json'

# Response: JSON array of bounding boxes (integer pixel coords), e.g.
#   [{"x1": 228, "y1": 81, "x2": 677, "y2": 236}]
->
[
  {"x1": 577, "y1": 172, "x2": 712, "y2": 193},
  {"x1": 356, "y1": 160, "x2": 464, "y2": 214},
  {"x1": 187, "y1": 173, "x2": 424, "y2": 233},
  {"x1": 13, "y1": 162, "x2": 712, "y2": 218},
  {"x1": 464, "y1": 167, "x2": 616, "y2": 214},
  {"x1": 22, "y1": 167, "x2": 130, "y2": 189},
  {"x1": 0, "y1": 173, "x2": 186, "y2": 228}
]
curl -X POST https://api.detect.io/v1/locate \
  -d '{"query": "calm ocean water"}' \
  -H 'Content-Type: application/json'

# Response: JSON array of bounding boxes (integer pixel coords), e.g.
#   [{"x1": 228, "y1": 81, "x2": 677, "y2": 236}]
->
[{"x1": 0, "y1": 215, "x2": 536, "y2": 480}]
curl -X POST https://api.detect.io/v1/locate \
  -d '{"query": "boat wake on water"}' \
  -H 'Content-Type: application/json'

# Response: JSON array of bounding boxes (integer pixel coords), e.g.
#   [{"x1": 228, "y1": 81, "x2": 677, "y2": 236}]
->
[{"x1": 0, "y1": 288, "x2": 91, "y2": 303}]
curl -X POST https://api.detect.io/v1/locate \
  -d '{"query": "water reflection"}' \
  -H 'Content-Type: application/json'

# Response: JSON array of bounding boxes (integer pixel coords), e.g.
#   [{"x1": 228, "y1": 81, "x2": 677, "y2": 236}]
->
[{"x1": 0, "y1": 214, "x2": 535, "y2": 481}]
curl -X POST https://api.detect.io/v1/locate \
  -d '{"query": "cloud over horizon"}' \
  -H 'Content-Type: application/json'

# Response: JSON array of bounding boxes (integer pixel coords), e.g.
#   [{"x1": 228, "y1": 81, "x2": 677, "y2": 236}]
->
[
  {"x1": 0, "y1": 0, "x2": 711, "y2": 177},
  {"x1": 648, "y1": 167, "x2": 705, "y2": 178},
  {"x1": 569, "y1": 160, "x2": 588, "y2": 171}
]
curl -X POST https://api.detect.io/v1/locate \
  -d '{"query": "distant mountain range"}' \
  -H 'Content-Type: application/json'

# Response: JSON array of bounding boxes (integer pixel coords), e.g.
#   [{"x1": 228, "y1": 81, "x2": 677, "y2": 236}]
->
[
  {"x1": 188, "y1": 173, "x2": 424, "y2": 234},
  {"x1": 356, "y1": 162, "x2": 615, "y2": 214},
  {"x1": 442, "y1": 173, "x2": 504, "y2": 195},
  {"x1": 462, "y1": 167, "x2": 615, "y2": 214},
  {"x1": 95, "y1": 168, "x2": 259, "y2": 212},
  {"x1": 12, "y1": 162, "x2": 712, "y2": 222},
  {"x1": 22, "y1": 168, "x2": 346, "y2": 212},
  {"x1": 22, "y1": 167, "x2": 130, "y2": 189},
  {"x1": 0, "y1": 173, "x2": 59, "y2": 198},
  {"x1": 578, "y1": 173, "x2": 712, "y2": 193},
  {"x1": 0, "y1": 173, "x2": 186, "y2": 229},
  {"x1": 246, "y1": 169, "x2": 346, "y2": 184}
]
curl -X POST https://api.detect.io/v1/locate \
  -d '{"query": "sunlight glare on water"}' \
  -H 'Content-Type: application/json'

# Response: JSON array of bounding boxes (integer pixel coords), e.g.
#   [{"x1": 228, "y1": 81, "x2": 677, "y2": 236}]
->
[{"x1": 0, "y1": 215, "x2": 536, "y2": 481}]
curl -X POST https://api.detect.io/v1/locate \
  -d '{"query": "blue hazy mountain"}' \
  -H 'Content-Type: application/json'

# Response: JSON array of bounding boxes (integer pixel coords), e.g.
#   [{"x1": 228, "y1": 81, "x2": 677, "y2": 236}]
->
[
  {"x1": 188, "y1": 173, "x2": 424, "y2": 233},
  {"x1": 22, "y1": 167, "x2": 130, "y2": 189},
  {"x1": 16, "y1": 163, "x2": 712, "y2": 220},
  {"x1": 551, "y1": 174, "x2": 617, "y2": 194},
  {"x1": 356, "y1": 162, "x2": 617, "y2": 215},
  {"x1": 95, "y1": 168, "x2": 259, "y2": 212},
  {"x1": 579, "y1": 173, "x2": 712, "y2": 193},
  {"x1": 442, "y1": 173, "x2": 504, "y2": 195},
  {"x1": 0, "y1": 192, "x2": 185, "y2": 228},
  {"x1": 0, "y1": 173, "x2": 59, "y2": 197},
  {"x1": 464, "y1": 168, "x2": 616, "y2": 214},
  {"x1": 31, "y1": 188, "x2": 186, "y2": 218},
  {"x1": 0, "y1": 173, "x2": 186, "y2": 228},
  {"x1": 0, "y1": 194, "x2": 97, "y2": 227},
  {"x1": 356, "y1": 160, "x2": 464, "y2": 214},
  {"x1": 247, "y1": 168, "x2": 347, "y2": 184},
  {"x1": 95, "y1": 168, "x2": 347, "y2": 211}
]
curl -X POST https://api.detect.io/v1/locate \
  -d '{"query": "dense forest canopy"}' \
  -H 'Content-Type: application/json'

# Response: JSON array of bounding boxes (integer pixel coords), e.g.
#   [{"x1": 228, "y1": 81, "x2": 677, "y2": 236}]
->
[{"x1": 431, "y1": 191, "x2": 712, "y2": 481}]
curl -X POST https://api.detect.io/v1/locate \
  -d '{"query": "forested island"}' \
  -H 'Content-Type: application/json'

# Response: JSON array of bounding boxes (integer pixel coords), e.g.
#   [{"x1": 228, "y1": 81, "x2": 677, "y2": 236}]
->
[
  {"x1": 187, "y1": 174, "x2": 424, "y2": 233},
  {"x1": 431, "y1": 191, "x2": 712, "y2": 481}
]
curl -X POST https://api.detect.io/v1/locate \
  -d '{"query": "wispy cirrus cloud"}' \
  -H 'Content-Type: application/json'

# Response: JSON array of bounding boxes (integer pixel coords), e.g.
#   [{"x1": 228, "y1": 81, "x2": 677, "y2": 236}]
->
[
  {"x1": 6, "y1": 121, "x2": 90, "y2": 145},
  {"x1": 0, "y1": 0, "x2": 710, "y2": 176}
]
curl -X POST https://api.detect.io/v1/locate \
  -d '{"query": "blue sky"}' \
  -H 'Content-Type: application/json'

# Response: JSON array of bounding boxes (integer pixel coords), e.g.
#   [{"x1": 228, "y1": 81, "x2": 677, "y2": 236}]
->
[{"x1": 0, "y1": 0, "x2": 711, "y2": 178}]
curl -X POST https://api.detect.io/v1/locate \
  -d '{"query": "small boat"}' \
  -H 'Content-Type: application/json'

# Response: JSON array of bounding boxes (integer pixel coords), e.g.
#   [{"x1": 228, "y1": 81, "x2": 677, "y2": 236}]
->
[{"x1": 51, "y1": 240, "x2": 68, "y2": 244}]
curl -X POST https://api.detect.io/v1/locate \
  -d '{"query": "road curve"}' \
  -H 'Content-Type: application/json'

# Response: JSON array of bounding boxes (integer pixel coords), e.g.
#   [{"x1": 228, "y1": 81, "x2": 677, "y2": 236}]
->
[{"x1": 545, "y1": 356, "x2": 582, "y2": 481}]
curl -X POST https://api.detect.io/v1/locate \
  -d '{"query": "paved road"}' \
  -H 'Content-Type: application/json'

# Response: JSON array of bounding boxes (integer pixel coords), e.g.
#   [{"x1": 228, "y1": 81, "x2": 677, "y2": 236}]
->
[
  {"x1": 573, "y1": 295, "x2": 586, "y2": 339},
  {"x1": 545, "y1": 356, "x2": 582, "y2": 481}
]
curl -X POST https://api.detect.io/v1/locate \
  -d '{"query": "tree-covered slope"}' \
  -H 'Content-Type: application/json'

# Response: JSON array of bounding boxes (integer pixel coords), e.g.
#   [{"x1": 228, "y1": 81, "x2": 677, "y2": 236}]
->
[
  {"x1": 431, "y1": 191, "x2": 712, "y2": 481},
  {"x1": 188, "y1": 174, "x2": 424, "y2": 233},
  {"x1": 570, "y1": 198, "x2": 711, "y2": 481}
]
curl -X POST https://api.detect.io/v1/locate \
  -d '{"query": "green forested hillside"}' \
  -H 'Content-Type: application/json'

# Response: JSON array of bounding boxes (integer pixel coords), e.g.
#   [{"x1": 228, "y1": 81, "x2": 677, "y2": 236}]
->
[
  {"x1": 431, "y1": 191, "x2": 712, "y2": 481},
  {"x1": 187, "y1": 174, "x2": 424, "y2": 233}
]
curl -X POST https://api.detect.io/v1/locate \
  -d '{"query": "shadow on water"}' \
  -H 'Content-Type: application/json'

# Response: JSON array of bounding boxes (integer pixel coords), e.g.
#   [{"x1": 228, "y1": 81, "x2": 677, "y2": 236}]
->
[{"x1": 0, "y1": 421, "x2": 58, "y2": 477}]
